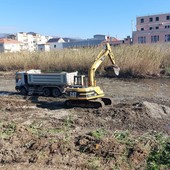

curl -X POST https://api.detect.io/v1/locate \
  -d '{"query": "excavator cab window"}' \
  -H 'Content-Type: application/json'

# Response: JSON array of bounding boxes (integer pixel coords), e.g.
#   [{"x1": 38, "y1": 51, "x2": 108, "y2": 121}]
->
[{"x1": 73, "y1": 75, "x2": 88, "y2": 87}]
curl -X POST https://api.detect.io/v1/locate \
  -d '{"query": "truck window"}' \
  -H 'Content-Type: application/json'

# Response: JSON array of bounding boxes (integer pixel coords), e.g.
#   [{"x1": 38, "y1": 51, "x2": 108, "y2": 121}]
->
[
  {"x1": 24, "y1": 74, "x2": 28, "y2": 84},
  {"x1": 16, "y1": 74, "x2": 21, "y2": 83}
]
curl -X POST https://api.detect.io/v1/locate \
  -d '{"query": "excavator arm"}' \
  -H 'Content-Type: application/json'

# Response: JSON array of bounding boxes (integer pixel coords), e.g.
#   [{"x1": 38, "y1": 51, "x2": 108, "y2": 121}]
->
[{"x1": 88, "y1": 43, "x2": 119, "y2": 87}]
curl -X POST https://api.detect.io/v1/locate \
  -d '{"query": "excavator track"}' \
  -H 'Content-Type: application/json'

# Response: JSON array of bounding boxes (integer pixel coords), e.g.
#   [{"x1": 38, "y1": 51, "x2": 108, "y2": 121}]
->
[
  {"x1": 64, "y1": 97, "x2": 113, "y2": 108},
  {"x1": 101, "y1": 97, "x2": 113, "y2": 105}
]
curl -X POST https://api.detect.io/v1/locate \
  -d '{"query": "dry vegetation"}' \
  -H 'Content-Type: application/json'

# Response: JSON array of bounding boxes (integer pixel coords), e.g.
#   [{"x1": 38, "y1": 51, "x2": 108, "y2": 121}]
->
[
  {"x1": 113, "y1": 43, "x2": 170, "y2": 77},
  {"x1": 0, "y1": 43, "x2": 170, "y2": 77}
]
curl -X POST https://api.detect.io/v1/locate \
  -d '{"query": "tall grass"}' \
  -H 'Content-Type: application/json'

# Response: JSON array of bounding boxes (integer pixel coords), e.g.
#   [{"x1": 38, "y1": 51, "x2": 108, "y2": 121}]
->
[
  {"x1": 112, "y1": 43, "x2": 170, "y2": 77},
  {"x1": 0, "y1": 48, "x2": 98, "y2": 73},
  {"x1": 0, "y1": 43, "x2": 170, "y2": 77}
]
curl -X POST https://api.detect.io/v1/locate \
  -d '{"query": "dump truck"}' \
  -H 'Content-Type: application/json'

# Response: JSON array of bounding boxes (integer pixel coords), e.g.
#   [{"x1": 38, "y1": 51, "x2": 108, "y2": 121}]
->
[{"x1": 15, "y1": 69, "x2": 78, "y2": 97}]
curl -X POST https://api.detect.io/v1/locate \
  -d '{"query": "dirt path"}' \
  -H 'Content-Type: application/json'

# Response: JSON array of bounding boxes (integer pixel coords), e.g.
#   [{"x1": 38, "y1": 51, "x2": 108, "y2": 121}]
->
[{"x1": 0, "y1": 75, "x2": 169, "y2": 169}]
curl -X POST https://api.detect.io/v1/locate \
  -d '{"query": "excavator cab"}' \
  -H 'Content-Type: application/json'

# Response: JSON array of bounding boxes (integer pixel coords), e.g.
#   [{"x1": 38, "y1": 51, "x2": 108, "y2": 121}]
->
[{"x1": 73, "y1": 75, "x2": 88, "y2": 88}]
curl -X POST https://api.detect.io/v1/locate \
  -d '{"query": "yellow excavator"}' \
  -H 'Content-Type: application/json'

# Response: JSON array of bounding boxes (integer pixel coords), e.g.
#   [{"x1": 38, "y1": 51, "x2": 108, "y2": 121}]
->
[{"x1": 65, "y1": 43, "x2": 120, "y2": 108}]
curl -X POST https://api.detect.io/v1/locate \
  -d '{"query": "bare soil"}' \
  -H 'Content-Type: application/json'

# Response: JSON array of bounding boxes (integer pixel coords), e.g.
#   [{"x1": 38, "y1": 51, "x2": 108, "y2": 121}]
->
[{"x1": 0, "y1": 74, "x2": 169, "y2": 169}]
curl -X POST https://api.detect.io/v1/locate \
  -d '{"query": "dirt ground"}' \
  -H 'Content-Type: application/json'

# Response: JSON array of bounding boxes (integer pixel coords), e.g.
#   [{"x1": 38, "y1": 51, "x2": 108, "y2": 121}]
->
[{"x1": 0, "y1": 74, "x2": 169, "y2": 170}]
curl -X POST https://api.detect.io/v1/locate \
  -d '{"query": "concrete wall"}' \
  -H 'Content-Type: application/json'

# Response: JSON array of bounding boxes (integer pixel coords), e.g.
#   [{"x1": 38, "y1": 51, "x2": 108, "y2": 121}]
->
[
  {"x1": 1, "y1": 43, "x2": 21, "y2": 52},
  {"x1": 63, "y1": 39, "x2": 103, "y2": 48},
  {"x1": 37, "y1": 44, "x2": 50, "y2": 52},
  {"x1": 49, "y1": 42, "x2": 64, "y2": 50}
]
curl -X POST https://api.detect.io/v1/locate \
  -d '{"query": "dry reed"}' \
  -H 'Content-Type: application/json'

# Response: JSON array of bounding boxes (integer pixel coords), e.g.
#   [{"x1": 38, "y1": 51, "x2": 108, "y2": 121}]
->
[{"x1": 0, "y1": 43, "x2": 170, "y2": 77}]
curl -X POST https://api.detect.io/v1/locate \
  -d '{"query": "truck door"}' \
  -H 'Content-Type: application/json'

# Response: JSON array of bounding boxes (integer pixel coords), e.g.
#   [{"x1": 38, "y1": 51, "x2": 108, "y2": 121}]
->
[{"x1": 24, "y1": 74, "x2": 28, "y2": 85}]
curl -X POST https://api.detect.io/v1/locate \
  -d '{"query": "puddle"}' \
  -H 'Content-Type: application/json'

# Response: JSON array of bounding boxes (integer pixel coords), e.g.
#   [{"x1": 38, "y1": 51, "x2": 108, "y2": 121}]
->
[
  {"x1": 98, "y1": 78, "x2": 170, "y2": 101},
  {"x1": 0, "y1": 92, "x2": 14, "y2": 96}
]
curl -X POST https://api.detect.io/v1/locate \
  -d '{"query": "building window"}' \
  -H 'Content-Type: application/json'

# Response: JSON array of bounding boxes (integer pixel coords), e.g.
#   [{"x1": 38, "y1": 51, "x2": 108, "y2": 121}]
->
[
  {"x1": 151, "y1": 35, "x2": 159, "y2": 43},
  {"x1": 140, "y1": 18, "x2": 144, "y2": 23},
  {"x1": 165, "y1": 25, "x2": 170, "y2": 29},
  {"x1": 54, "y1": 45, "x2": 56, "y2": 48},
  {"x1": 141, "y1": 28, "x2": 144, "y2": 31},
  {"x1": 166, "y1": 16, "x2": 170, "y2": 20},
  {"x1": 156, "y1": 17, "x2": 159, "y2": 21},
  {"x1": 138, "y1": 36, "x2": 146, "y2": 44},
  {"x1": 149, "y1": 18, "x2": 153, "y2": 22},
  {"x1": 155, "y1": 26, "x2": 159, "y2": 29},
  {"x1": 165, "y1": 34, "x2": 170, "y2": 42},
  {"x1": 149, "y1": 27, "x2": 153, "y2": 30}
]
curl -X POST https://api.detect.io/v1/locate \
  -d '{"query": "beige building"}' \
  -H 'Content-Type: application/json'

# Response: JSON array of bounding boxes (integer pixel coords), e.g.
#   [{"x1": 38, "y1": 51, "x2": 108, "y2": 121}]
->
[
  {"x1": 0, "y1": 38, "x2": 22, "y2": 53},
  {"x1": 15, "y1": 32, "x2": 52, "y2": 51},
  {"x1": 132, "y1": 13, "x2": 170, "y2": 44}
]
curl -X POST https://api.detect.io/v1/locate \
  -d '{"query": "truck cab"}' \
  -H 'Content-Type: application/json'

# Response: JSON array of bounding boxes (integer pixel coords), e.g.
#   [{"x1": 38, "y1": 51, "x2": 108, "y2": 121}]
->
[{"x1": 15, "y1": 71, "x2": 28, "y2": 95}]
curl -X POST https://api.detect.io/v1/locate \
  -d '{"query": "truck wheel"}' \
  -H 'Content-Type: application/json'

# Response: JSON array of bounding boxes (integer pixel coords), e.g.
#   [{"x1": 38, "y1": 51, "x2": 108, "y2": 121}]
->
[
  {"x1": 52, "y1": 88, "x2": 61, "y2": 97},
  {"x1": 43, "y1": 88, "x2": 51, "y2": 97},
  {"x1": 20, "y1": 87, "x2": 28, "y2": 95}
]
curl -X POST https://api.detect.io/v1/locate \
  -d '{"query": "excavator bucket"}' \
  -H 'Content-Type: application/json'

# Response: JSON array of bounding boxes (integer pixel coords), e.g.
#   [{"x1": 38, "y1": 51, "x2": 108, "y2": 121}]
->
[
  {"x1": 113, "y1": 66, "x2": 120, "y2": 76},
  {"x1": 104, "y1": 65, "x2": 120, "y2": 76}
]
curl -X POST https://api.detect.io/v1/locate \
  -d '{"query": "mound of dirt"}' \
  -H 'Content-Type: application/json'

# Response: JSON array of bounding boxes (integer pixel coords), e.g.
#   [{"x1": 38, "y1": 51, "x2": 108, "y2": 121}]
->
[
  {"x1": 142, "y1": 101, "x2": 170, "y2": 118},
  {"x1": 89, "y1": 101, "x2": 170, "y2": 133}
]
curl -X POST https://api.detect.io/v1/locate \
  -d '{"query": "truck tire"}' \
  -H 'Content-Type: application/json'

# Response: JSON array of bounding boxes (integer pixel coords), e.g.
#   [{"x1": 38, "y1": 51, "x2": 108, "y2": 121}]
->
[
  {"x1": 52, "y1": 88, "x2": 61, "y2": 97},
  {"x1": 20, "y1": 87, "x2": 28, "y2": 95},
  {"x1": 43, "y1": 88, "x2": 51, "y2": 97}
]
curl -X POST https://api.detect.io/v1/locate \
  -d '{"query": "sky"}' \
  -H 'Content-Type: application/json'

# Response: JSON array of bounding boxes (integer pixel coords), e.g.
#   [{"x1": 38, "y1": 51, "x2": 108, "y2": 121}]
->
[{"x1": 1, "y1": 0, "x2": 170, "y2": 39}]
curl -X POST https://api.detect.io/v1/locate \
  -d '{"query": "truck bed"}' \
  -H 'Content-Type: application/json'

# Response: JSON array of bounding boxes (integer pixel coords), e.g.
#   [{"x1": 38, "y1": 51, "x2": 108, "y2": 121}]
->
[{"x1": 27, "y1": 71, "x2": 78, "y2": 85}]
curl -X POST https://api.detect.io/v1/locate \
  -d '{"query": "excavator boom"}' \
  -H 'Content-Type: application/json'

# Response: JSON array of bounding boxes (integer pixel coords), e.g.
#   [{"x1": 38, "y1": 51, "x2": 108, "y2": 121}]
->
[{"x1": 88, "y1": 43, "x2": 118, "y2": 87}]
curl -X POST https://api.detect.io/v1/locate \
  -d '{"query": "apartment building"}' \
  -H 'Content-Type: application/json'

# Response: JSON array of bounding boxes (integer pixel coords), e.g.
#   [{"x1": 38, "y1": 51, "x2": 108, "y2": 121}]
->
[
  {"x1": 15, "y1": 32, "x2": 52, "y2": 51},
  {"x1": 132, "y1": 13, "x2": 170, "y2": 44}
]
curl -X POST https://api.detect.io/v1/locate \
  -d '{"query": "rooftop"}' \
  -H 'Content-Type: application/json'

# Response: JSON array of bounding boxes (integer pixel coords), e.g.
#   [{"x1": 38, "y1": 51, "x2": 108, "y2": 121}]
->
[
  {"x1": 0, "y1": 38, "x2": 22, "y2": 44},
  {"x1": 137, "y1": 12, "x2": 170, "y2": 18}
]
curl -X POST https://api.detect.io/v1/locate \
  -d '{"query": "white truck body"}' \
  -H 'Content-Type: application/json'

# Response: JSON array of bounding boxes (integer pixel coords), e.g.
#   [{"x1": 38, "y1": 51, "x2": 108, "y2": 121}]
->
[
  {"x1": 27, "y1": 72, "x2": 76, "y2": 85},
  {"x1": 15, "y1": 69, "x2": 78, "y2": 97}
]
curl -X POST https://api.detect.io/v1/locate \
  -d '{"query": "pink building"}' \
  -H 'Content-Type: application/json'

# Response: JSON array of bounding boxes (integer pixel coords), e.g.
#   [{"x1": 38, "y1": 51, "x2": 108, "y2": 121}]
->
[{"x1": 132, "y1": 13, "x2": 170, "y2": 44}]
